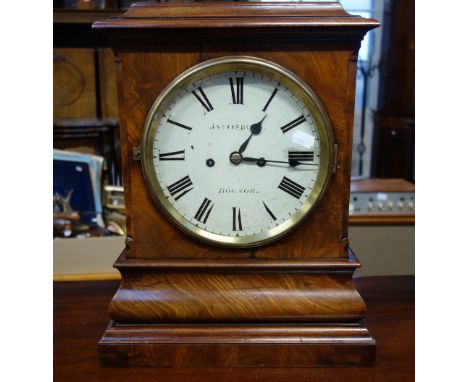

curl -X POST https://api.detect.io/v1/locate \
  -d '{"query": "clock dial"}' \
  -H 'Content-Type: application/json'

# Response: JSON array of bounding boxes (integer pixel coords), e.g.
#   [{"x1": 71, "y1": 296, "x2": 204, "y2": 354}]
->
[{"x1": 142, "y1": 57, "x2": 334, "y2": 247}]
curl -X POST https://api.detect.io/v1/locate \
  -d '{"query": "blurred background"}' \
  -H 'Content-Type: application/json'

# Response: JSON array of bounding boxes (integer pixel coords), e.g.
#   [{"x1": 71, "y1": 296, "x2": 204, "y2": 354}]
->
[{"x1": 53, "y1": 0, "x2": 414, "y2": 279}]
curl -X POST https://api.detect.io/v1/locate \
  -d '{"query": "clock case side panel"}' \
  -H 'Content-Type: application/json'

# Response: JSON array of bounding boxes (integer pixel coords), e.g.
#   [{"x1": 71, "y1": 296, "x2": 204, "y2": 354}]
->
[
  {"x1": 112, "y1": 53, "x2": 135, "y2": 253},
  {"x1": 340, "y1": 48, "x2": 360, "y2": 247}
]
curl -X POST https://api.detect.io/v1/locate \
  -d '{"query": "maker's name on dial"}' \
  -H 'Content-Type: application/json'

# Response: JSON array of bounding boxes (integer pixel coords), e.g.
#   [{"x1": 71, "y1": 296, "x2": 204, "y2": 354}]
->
[{"x1": 209, "y1": 123, "x2": 250, "y2": 131}]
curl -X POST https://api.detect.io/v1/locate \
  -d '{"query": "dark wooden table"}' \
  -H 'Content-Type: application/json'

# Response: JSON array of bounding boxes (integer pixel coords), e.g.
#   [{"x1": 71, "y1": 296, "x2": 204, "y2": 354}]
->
[{"x1": 54, "y1": 276, "x2": 414, "y2": 381}]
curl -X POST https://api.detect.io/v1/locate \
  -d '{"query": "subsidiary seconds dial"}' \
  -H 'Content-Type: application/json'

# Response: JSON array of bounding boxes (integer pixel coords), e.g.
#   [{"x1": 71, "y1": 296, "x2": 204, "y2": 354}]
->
[{"x1": 141, "y1": 57, "x2": 334, "y2": 247}]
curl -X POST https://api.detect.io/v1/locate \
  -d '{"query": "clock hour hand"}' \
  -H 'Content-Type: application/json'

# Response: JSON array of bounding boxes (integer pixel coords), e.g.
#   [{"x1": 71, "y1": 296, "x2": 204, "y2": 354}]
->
[
  {"x1": 237, "y1": 115, "x2": 267, "y2": 154},
  {"x1": 238, "y1": 134, "x2": 253, "y2": 155},
  {"x1": 242, "y1": 156, "x2": 318, "y2": 168}
]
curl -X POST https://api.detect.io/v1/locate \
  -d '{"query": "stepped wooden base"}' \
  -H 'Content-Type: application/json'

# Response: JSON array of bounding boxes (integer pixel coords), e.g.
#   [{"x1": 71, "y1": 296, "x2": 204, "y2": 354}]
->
[
  {"x1": 99, "y1": 322, "x2": 376, "y2": 367},
  {"x1": 99, "y1": 247, "x2": 375, "y2": 367}
]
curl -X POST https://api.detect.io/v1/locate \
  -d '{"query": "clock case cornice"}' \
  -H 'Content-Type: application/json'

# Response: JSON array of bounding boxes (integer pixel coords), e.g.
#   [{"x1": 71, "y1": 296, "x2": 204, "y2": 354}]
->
[{"x1": 93, "y1": 1, "x2": 379, "y2": 44}]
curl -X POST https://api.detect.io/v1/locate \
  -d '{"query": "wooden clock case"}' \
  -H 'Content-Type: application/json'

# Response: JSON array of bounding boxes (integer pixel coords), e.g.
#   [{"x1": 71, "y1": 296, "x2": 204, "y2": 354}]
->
[{"x1": 94, "y1": 2, "x2": 379, "y2": 367}]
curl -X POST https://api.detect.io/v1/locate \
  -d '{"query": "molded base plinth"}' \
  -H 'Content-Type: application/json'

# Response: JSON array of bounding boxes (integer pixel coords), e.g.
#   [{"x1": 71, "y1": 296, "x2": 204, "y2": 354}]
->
[{"x1": 99, "y1": 321, "x2": 376, "y2": 367}]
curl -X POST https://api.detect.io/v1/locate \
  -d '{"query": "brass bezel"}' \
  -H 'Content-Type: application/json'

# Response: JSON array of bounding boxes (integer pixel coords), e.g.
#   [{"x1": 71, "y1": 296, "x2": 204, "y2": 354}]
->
[{"x1": 141, "y1": 56, "x2": 334, "y2": 248}]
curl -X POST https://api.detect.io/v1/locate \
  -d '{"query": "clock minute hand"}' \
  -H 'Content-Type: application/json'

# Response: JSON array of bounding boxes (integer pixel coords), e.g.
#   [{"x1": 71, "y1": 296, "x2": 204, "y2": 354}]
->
[
  {"x1": 237, "y1": 115, "x2": 267, "y2": 154},
  {"x1": 242, "y1": 156, "x2": 318, "y2": 168}
]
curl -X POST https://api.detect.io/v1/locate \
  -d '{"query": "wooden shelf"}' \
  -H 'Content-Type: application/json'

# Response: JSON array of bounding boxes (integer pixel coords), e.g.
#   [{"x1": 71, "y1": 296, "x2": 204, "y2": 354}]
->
[
  {"x1": 54, "y1": 276, "x2": 414, "y2": 380},
  {"x1": 349, "y1": 214, "x2": 414, "y2": 226}
]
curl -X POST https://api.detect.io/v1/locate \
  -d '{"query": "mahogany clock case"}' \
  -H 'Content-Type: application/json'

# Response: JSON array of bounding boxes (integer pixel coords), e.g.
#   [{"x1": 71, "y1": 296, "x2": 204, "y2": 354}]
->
[{"x1": 94, "y1": 2, "x2": 379, "y2": 367}]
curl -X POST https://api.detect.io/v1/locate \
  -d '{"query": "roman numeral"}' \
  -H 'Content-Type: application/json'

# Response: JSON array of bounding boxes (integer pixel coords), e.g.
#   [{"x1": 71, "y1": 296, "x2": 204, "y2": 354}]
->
[
  {"x1": 280, "y1": 115, "x2": 306, "y2": 134},
  {"x1": 262, "y1": 201, "x2": 277, "y2": 221},
  {"x1": 262, "y1": 88, "x2": 278, "y2": 112},
  {"x1": 158, "y1": 150, "x2": 185, "y2": 161},
  {"x1": 232, "y1": 207, "x2": 243, "y2": 231},
  {"x1": 288, "y1": 151, "x2": 314, "y2": 162},
  {"x1": 278, "y1": 176, "x2": 306, "y2": 199},
  {"x1": 194, "y1": 197, "x2": 214, "y2": 224},
  {"x1": 167, "y1": 175, "x2": 193, "y2": 201},
  {"x1": 229, "y1": 77, "x2": 244, "y2": 104},
  {"x1": 167, "y1": 119, "x2": 192, "y2": 131},
  {"x1": 192, "y1": 86, "x2": 214, "y2": 113}
]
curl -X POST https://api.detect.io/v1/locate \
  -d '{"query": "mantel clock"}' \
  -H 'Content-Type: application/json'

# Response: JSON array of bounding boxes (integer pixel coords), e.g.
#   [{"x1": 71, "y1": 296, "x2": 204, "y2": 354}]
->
[{"x1": 94, "y1": 1, "x2": 379, "y2": 367}]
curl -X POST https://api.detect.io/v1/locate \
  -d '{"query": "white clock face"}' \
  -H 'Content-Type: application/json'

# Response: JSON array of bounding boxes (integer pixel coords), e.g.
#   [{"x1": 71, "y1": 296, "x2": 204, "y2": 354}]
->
[{"x1": 143, "y1": 57, "x2": 333, "y2": 247}]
